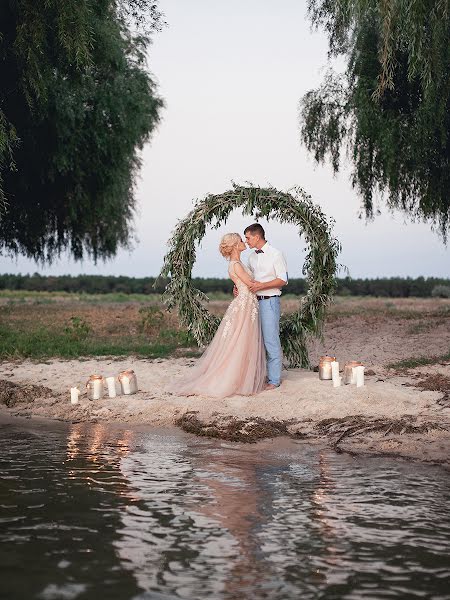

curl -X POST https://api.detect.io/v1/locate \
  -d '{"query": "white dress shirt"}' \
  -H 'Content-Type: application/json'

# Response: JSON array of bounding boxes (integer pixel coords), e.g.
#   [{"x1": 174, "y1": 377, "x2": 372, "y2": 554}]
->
[{"x1": 247, "y1": 242, "x2": 288, "y2": 297}]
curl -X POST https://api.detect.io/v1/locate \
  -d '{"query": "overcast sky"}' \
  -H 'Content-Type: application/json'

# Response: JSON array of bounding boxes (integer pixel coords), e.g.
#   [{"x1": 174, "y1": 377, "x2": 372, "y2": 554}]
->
[{"x1": 1, "y1": 0, "x2": 449, "y2": 279}]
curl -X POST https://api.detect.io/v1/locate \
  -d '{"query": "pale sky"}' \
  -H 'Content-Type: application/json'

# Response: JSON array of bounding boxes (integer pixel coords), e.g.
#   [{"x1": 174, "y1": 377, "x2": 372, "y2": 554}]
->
[{"x1": 1, "y1": 0, "x2": 449, "y2": 279}]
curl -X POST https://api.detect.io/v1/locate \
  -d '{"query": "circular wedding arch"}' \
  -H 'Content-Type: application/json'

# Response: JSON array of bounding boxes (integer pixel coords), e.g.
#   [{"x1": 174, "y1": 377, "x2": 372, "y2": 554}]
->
[{"x1": 159, "y1": 184, "x2": 341, "y2": 368}]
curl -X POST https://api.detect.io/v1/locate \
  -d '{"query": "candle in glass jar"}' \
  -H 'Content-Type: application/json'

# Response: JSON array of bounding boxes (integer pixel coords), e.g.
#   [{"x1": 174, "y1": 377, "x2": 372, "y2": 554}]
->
[
  {"x1": 118, "y1": 370, "x2": 138, "y2": 395},
  {"x1": 70, "y1": 387, "x2": 80, "y2": 405},
  {"x1": 343, "y1": 361, "x2": 364, "y2": 384},
  {"x1": 86, "y1": 375, "x2": 105, "y2": 400},
  {"x1": 93, "y1": 379, "x2": 103, "y2": 399},
  {"x1": 319, "y1": 356, "x2": 335, "y2": 380}
]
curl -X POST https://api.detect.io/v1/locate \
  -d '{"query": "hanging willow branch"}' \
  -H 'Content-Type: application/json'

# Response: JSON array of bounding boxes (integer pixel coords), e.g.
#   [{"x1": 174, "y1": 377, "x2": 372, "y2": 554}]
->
[{"x1": 159, "y1": 184, "x2": 342, "y2": 368}]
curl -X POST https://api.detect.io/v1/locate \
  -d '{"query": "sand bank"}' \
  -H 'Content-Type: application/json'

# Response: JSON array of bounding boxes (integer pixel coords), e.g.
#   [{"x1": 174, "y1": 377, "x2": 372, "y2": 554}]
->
[{"x1": 0, "y1": 356, "x2": 449, "y2": 467}]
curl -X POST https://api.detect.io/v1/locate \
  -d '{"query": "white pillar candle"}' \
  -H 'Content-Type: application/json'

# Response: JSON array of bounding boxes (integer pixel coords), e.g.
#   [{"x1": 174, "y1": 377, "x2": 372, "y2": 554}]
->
[
  {"x1": 353, "y1": 366, "x2": 365, "y2": 387},
  {"x1": 106, "y1": 376, "x2": 116, "y2": 398},
  {"x1": 70, "y1": 387, "x2": 80, "y2": 405},
  {"x1": 121, "y1": 376, "x2": 131, "y2": 395},
  {"x1": 331, "y1": 361, "x2": 340, "y2": 385},
  {"x1": 92, "y1": 378, "x2": 103, "y2": 400},
  {"x1": 333, "y1": 375, "x2": 342, "y2": 387}
]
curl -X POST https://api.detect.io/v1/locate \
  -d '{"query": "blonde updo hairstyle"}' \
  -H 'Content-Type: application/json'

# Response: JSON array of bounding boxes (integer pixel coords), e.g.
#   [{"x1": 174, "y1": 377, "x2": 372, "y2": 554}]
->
[{"x1": 219, "y1": 233, "x2": 241, "y2": 259}]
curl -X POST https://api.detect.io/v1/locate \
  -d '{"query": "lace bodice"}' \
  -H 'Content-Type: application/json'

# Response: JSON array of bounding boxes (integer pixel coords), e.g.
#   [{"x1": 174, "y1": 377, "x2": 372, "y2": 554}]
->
[
  {"x1": 221, "y1": 260, "x2": 259, "y2": 340},
  {"x1": 228, "y1": 260, "x2": 252, "y2": 292}
]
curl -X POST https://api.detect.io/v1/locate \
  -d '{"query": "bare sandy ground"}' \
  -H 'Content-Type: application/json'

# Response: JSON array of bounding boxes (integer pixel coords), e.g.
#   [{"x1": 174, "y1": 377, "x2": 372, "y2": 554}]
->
[{"x1": 1, "y1": 355, "x2": 449, "y2": 467}]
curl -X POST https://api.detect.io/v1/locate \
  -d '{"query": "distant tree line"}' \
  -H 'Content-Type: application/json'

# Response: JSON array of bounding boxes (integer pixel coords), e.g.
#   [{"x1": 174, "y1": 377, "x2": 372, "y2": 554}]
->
[{"x1": 1, "y1": 274, "x2": 449, "y2": 298}]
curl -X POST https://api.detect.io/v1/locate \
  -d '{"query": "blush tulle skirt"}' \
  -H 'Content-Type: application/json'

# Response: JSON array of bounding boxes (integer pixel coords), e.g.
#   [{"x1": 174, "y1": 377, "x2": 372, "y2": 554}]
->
[{"x1": 169, "y1": 292, "x2": 267, "y2": 398}]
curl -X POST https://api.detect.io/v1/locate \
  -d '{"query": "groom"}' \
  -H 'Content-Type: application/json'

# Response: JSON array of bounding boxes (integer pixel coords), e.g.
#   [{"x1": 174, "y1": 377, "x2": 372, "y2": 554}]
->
[{"x1": 241, "y1": 223, "x2": 288, "y2": 390}]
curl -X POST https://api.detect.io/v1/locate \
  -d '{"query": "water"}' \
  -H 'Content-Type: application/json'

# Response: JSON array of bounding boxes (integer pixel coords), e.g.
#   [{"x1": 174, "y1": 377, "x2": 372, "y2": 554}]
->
[{"x1": 0, "y1": 419, "x2": 449, "y2": 600}]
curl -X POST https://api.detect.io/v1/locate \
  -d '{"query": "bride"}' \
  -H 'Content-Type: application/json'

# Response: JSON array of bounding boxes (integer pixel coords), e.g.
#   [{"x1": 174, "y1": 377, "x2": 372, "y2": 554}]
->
[{"x1": 170, "y1": 233, "x2": 267, "y2": 398}]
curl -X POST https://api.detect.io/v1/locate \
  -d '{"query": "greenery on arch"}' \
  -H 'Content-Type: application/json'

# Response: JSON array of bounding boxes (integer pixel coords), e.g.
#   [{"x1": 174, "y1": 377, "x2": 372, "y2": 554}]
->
[{"x1": 159, "y1": 184, "x2": 342, "y2": 368}]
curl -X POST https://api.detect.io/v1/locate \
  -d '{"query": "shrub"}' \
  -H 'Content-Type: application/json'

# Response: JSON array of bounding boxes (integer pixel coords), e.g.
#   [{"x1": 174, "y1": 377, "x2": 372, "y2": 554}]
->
[
  {"x1": 431, "y1": 285, "x2": 450, "y2": 298},
  {"x1": 64, "y1": 316, "x2": 91, "y2": 341}
]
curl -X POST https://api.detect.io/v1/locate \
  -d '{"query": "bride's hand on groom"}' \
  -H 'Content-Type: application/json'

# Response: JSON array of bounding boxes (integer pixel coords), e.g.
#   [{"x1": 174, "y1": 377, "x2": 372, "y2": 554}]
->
[{"x1": 248, "y1": 281, "x2": 264, "y2": 293}]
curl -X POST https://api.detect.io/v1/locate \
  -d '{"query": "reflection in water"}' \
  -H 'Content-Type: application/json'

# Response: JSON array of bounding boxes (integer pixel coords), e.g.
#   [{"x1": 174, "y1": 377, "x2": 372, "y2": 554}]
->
[
  {"x1": 0, "y1": 420, "x2": 449, "y2": 600},
  {"x1": 190, "y1": 447, "x2": 280, "y2": 597},
  {"x1": 0, "y1": 422, "x2": 144, "y2": 600}
]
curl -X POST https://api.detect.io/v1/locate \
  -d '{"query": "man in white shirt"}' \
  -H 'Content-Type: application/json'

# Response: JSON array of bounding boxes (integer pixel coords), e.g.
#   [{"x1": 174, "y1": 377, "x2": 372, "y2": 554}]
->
[{"x1": 244, "y1": 223, "x2": 288, "y2": 390}]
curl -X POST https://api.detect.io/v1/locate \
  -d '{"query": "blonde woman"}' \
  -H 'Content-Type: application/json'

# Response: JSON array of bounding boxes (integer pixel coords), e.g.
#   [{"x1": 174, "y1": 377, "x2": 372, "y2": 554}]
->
[{"x1": 170, "y1": 233, "x2": 267, "y2": 398}]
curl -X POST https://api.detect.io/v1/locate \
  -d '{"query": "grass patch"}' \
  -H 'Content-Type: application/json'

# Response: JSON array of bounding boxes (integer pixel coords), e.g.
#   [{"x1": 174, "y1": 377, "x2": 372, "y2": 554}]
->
[
  {"x1": 0, "y1": 290, "x2": 65, "y2": 299},
  {"x1": 0, "y1": 322, "x2": 195, "y2": 360},
  {"x1": 0, "y1": 298, "x2": 197, "y2": 360},
  {"x1": 82, "y1": 292, "x2": 162, "y2": 304},
  {"x1": 406, "y1": 320, "x2": 445, "y2": 335},
  {"x1": 0, "y1": 290, "x2": 163, "y2": 304},
  {"x1": 386, "y1": 351, "x2": 450, "y2": 370}
]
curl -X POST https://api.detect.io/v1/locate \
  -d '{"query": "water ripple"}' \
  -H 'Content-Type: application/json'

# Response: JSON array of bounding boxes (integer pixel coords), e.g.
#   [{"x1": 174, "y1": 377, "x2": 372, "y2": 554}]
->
[{"x1": 0, "y1": 422, "x2": 449, "y2": 599}]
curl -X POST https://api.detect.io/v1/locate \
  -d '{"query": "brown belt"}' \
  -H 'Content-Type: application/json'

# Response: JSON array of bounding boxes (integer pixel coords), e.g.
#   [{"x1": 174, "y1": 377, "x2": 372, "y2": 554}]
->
[{"x1": 257, "y1": 295, "x2": 274, "y2": 300}]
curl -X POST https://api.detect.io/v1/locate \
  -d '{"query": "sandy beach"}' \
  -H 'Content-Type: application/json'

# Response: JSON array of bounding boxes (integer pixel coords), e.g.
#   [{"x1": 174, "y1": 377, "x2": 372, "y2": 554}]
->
[{"x1": 1, "y1": 354, "x2": 449, "y2": 467}]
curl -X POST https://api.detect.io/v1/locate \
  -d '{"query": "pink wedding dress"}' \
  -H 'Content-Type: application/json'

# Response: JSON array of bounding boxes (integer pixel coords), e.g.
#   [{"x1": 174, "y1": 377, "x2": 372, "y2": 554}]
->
[{"x1": 170, "y1": 260, "x2": 267, "y2": 398}]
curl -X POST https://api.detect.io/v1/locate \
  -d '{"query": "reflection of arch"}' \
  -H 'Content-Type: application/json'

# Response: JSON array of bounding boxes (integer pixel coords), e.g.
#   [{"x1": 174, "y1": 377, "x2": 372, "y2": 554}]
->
[{"x1": 160, "y1": 184, "x2": 341, "y2": 367}]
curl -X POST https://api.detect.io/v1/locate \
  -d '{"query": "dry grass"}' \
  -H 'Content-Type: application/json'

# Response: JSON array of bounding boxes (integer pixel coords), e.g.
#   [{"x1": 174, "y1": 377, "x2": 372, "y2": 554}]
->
[
  {"x1": 175, "y1": 412, "x2": 292, "y2": 443},
  {"x1": 0, "y1": 379, "x2": 54, "y2": 407},
  {"x1": 411, "y1": 373, "x2": 450, "y2": 406},
  {"x1": 1, "y1": 302, "x2": 180, "y2": 340},
  {"x1": 315, "y1": 415, "x2": 449, "y2": 448}
]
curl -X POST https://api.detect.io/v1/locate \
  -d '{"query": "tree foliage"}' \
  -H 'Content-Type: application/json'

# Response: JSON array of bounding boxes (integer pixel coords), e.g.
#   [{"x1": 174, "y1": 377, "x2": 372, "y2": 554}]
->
[
  {"x1": 301, "y1": 0, "x2": 450, "y2": 239},
  {"x1": 0, "y1": 0, "x2": 163, "y2": 261}
]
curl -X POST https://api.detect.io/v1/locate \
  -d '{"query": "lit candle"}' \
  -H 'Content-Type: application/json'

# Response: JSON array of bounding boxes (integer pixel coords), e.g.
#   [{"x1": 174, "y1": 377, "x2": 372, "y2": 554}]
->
[
  {"x1": 92, "y1": 379, "x2": 103, "y2": 400},
  {"x1": 106, "y1": 377, "x2": 116, "y2": 398},
  {"x1": 70, "y1": 387, "x2": 80, "y2": 405},
  {"x1": 319, "y1": 356, "x2": 335, "y2": 380}
]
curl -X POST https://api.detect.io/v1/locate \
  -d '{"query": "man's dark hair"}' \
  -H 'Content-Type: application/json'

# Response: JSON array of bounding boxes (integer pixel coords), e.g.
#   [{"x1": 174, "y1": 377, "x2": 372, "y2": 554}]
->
[{"x1": 244, "y1": 223, "x2": 265, "y2": 239}]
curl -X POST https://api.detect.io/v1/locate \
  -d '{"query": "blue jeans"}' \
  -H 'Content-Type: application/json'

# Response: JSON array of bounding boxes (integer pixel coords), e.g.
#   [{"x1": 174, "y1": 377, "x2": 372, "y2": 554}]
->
[{"x1": 259, "y1": 296, "x2": 282, "y2": 386}]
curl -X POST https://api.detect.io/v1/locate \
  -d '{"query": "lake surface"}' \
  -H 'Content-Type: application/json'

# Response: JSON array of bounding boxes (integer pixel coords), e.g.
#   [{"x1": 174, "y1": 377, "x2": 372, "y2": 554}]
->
[{"x1": 0, "y1": 417, "x2": 449, "y2": 600}]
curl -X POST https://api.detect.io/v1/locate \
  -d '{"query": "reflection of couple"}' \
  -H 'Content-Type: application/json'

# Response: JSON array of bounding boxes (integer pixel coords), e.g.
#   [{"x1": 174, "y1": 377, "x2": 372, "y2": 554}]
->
[{"x1": 172, "y1": 223, "x2": 288, "y2": 398}]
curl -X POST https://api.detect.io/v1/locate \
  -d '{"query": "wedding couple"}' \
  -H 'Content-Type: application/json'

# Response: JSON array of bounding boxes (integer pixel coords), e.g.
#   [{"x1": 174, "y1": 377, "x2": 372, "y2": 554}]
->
[{"x1": 172, "y1": 223, "x2": 288, "y2": 398}]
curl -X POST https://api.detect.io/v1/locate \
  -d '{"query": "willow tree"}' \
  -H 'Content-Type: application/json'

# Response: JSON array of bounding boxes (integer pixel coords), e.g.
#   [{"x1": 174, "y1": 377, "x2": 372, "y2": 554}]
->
[
  {"x1": 301, "y1": 0, "x2": 450, "y2": 240},
  {"x1": 0, "y1": 0, "x2": 164, "y2": 261}
]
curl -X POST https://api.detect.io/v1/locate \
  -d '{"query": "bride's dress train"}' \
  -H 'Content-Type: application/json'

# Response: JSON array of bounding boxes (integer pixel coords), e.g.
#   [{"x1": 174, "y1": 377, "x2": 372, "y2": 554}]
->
[{"x1": 170, "y1": 260, "x2": 266, "y2": 398}]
